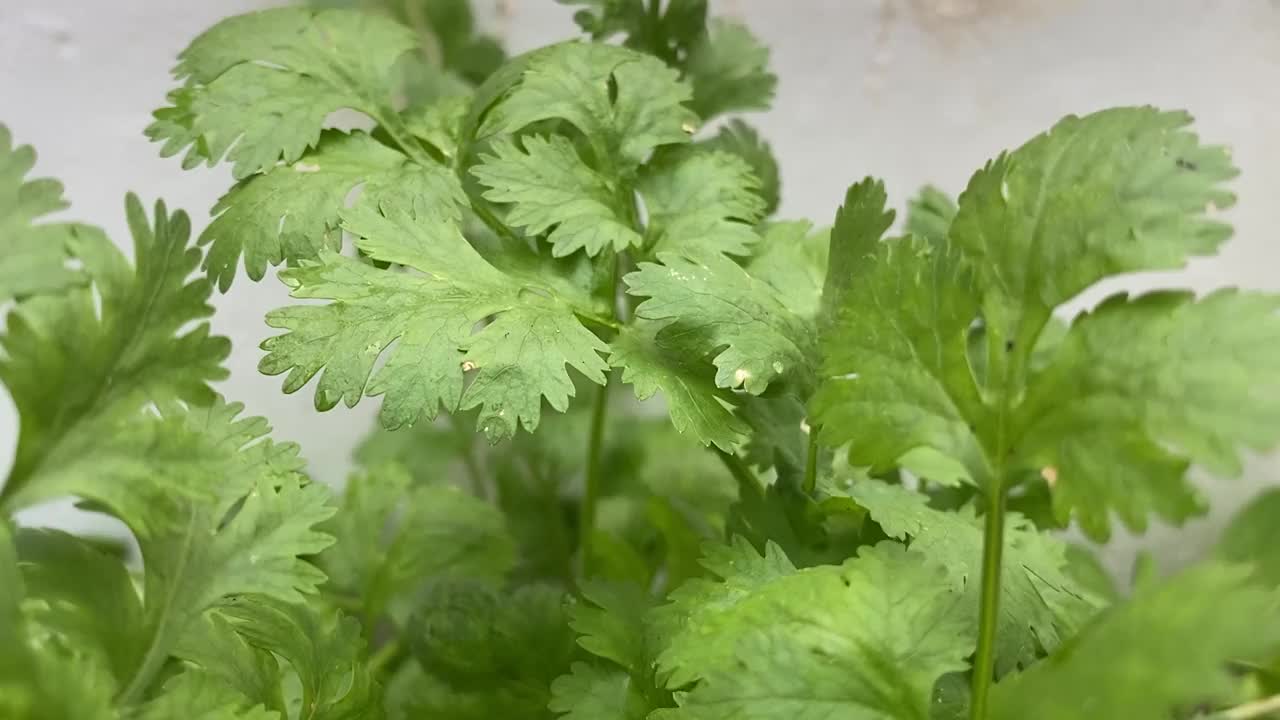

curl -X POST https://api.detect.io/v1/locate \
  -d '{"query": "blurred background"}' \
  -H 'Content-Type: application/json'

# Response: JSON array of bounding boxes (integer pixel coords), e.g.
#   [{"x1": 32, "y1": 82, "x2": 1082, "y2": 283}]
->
[{"x1": 2, "y1": 0, "x2": 1277, "y2": 578}]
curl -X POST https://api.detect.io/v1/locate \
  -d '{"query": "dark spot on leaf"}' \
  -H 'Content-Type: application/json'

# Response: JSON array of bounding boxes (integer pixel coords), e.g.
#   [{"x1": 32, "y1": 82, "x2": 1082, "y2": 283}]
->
[
  {"x1": 1004, "y1": 340, "x2": 1014, "y2": 353},
  {"x1": 606, "y1": 72, "x2": 620, "y2": 105},
  {"x1": 1175, "y1": 157, "x2": 1198, "y2": 171}
]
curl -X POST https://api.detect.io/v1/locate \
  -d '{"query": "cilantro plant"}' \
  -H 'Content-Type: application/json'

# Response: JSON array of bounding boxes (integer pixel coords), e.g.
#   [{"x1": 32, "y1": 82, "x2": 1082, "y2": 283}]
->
[{"x1": 4, "y1": 1, "x2": 1280, "y2": 719}]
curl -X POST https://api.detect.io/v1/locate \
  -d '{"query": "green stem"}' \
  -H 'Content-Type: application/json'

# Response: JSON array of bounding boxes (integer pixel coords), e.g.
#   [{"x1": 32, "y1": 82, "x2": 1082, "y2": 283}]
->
[
  {"x1": 575, "y1": 309, "x2": 622, "y2": 332},
  {"x1": 1213, "y1": 694, "x2": 1280, "y2": 719},
  {"x1": 716, "y1": 450, "x2": 762, "y2": 498},
  {"x1": 579, "y1": 381, "x2": 610, "y2": 577},
  {"x1": 368, "y1": 639, "x2": 404, "y2": 676},
  {"x1": 803, "y1": 425, "x2": 821, "y2": 495},
  {"x1": 449, "y1": 414, "x2": 487, "y2": 499},
  {"x1": 970, "y1": 485, "x2": 1008, "y2": 720}
]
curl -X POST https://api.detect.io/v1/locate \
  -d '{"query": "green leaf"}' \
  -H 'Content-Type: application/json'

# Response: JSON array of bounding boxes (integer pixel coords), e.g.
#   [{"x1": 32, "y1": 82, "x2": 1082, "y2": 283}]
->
[
  {"x1": 745, "y1": 220, "x2": 829, "y2": 319},
  {"x1": 626, "y1": 250, "x2": 813, "y2": 395},
  {"x1": 905, "y1": 185, "x2": 956, "y2": 244},
  {"x1": 697, "y1": 120, "x2": 780, "y2": 215},
  {"x1": 478, "y1": 42, "x2": 696, "y2": 169},
  {"x1": 0, "y1": 195, "x2": 229, "y2": 514},
  {"x1": 811, "y1": 229, "x2": 987, "y2": 484},
  {"x1": 217, "y1": 596, "x2": 382, "y2": 720},
  {"x1": 148, "y1": 7, "x2": 418, "y2": 179},
  {"x1": 659, "y1": 543, "x2": 973, "y2": 720},
  {"x1": 0, "y1": 124, "x2": 95, "y2": 302},
  {"x1": 1014, "y1": 289, "x2": 1280, "y2": 538},
  {"x1": 990, "y1": 563, "x2": 1280, "y2": 720},
  {"x1": 684, "y1": 19, "x2": 776, "y2": 120},
  {"x1": 848, "y1": 481, "x2": 1103, "y2": 674},
  {"x1": 950, "y1": 106, "x2": 1236, "y2": 360},
  {"x1": 199, "y1": 129, "x2": 465, "y2": 291},
  {"x1": 652, "y1": 537, "x2": 796, "y2": 688},
  {"x1": 137, "y1": 670, "x2": 277, "y2": 720},
  {"x1": 639, "y1": 147, "x2": 765, "y2": 257},
  {"x1": 14, "y1": 529, "x2": 145, "y2": 685},
  {"x1": 319, "y1": 463, "x2": 516, "y2": 622},
  {"x1": 550, "y1": 662, "x2": 650, "y2": 720},
  {"x1": 819, "y1": 177, "x2": 895, "y2": 318},
  {"x1": 472, "y1": 134, "x2": 642, "y2": 257},
  {"x1": 559, "y1": 0, "x2": 707, "y2": 65},
  {"x1": 260, "y1": 204, "x2": 609, "y2": 442},
  {"x1": 608, "y1": 320, "x2": 749, "y2": 452},
  {"x1": 402, "y1": 93, "x2": 471, "y2": 160},
  {"x1": 173, "y1": 612, "x2": 282, "y2": 713},
  {"x1": 1217, "y1": 488, "x2": 1280, "y2": 587}
]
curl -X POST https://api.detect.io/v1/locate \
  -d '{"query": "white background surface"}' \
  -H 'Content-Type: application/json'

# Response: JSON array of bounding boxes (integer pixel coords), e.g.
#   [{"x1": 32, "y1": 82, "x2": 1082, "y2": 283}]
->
[{"x1": 3, "y1": 0, "x2": 1278, "y2": 576}]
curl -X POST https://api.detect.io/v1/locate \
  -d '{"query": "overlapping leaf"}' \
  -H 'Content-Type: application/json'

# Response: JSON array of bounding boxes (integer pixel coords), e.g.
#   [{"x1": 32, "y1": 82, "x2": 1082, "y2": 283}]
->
[
  {"x1": 638, "y1": 147, "x2": 765, "y2": 257},
  {"x1": 0, "y1": 124, "x2": 97, "y2": 302},
  {"x1": 261, "y1": 204, "x2": 609, "y2": 441},
  {"x1": 698, "y1": 120, "x2": 780, "y2": 215},
  {"x1": 147, "y1": 7, "x2": 419, "y2": 179},
  {"x1": 199, "y1": 130, "x2": 466, "y2": 290},
  {"x1": 683, "y1": 19, "x2": 776, "y2": 120},
  {"x1": 0, "y1": 195, "x2": 229, "y2": 517}
]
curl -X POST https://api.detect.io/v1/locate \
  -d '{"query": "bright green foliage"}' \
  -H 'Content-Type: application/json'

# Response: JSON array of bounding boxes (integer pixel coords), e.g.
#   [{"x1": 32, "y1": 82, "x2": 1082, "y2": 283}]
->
[
  {"x1": 200, "y1": 130, "x2": 465, "y2": 290},
  {"x1": 626, "y1": 251, "x2": 813, "y2": 394},
  {"x1": 813, "y1": 109, "x2": 1280, "y2": 540},
  {"x1": 260, "y1": 204, "x2": 609, "y2": 441},
  {"x1": 10, "y1": 4, "x2": 1280, "y2": 720},
  {"x1": 847, "y1": 481, "x2": 1102, "y2": 674},
  {"x1": 639, "y1": 147, "x2": 766, "y2": 256},
  {"x1": 683, "y1": 19, "x2": 776, "y2": 120},
  {"x1": 147, "y1": 7, "x2": 419, "y2": 179},
  {"x1": 477, "y1": 42, "x2": 696, "y2": 169},
  {"x1": 1217, "y1": 488, "x2": 1280, "y2": 588},
  {"x1": 699, "y1": 120, "x2": 781, "y2": 214},
  {"x1": 0, "y1": 195, "x2": 229, "y2": 517},
  {"x1": 472, "y1": 134, "x2": 643, "y2": 257},
  {"x1": 319, "y1": 463, "x2": 516, "y2": 624},
  {"x1": 990, "y1": 564, "x2": 1280, "y2": 720},
  {"x1": 0, "y1": 124, "x2": 96, "y2": 302},
  {"x1": 658, "y1": 543, "x2": 974, "y2": 720}
]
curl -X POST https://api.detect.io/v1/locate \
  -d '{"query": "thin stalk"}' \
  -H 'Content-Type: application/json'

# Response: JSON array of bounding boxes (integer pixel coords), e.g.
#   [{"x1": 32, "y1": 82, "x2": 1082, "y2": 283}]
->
[
  {"x1": 803, "y1": 425, "x2": 821, "y2": 495},
  {"x1": 970, "y1": 485, "x2": 1008, "y2": 720},
  {"x1": 449, "y1": 414, "x2": 487, "y2": 499},
  {"x1": 716, "y1": 449, "x2": 763, "y2": 497},
  {"x1": 579, "y1": 381, "x2": 610, "y2": 577},
  {"x1": 368, "y1": 639, "x2": 404, "y2": 676}
]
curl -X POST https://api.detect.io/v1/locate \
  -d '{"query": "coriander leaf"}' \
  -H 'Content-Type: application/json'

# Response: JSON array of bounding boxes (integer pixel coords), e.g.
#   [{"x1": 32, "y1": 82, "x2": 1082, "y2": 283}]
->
[
  {"x1": 626, "y1": 250, "x2": 812, "y2": 394},
  {"x1": 137, "y1": 670, "x2": 277, "y2": 720},
  {"x1": 652, "y1": 537, "x2": 795, "y2": 688},
  {"x1": 0, "y1": 124, "x2": 95, "y2": 301},
  {"x1": 571, "y1": 581, "x2": 654, "y2": 674},
  {"x1": 950, "y1": 106, "x2": 1235, "y2": 357},
  {"x1": 1217, "y1": 488, "x2": 1280, "y2": 587},
  {"x1": 200, "y1": 130, "x2": 465, "y2": 291},
  {"x1": 148, "y1": 7, "x2": 418, "y2": 179},
  {"x1": 990, "y1": 564, "x2": 1280, "y2": 720},
  {"x1": 745, "y1": 220, "x2": 829, "y2": 318},
  {"x1": 819, "y1": 177, "x2": 895, "y2": 318},
  {"x1": 848, "y1": 481, "x2": 1103, "y2": 673},
  {"x1": 1014, "y1": 289, "x2": 1280, "y2": 539},
  {"x1": 559, "y1": 0, "x2": 707, "y2": 65},
  {"x1": 660, "y1": 543, "x2": 973, "y2": 720},
  {"x1": 14, "y1": 529, "x2": 145, "y2": 686},
  {"x1": 218, "y1": 596, "x2": 382, "y2": 720},
  {"x1": 811, "y1": 226, "x2": 988, "y2": 485},
  {"x1": 173, "y1": 613, "x2": 282, "y2": 713},
  {"x1": 341, "y1": 0, "x2": 504, "y2": 86},
  {"x1": 550, "y1": 662, "x2": 650, "y2": 720},
  {"x1": 403, "y1": 93, "x2": 472, "y2": 160},
  {"x1": 639, "y1": 147, "x2": 765, "y2": 257},
  {"x1": 0, "y1": 195, "x2": 228, "y2": 515},
  {"x1": 472, "y1": 134, "x2": 642, "y2": 257},
  {"x1": 684, "y1": 19, "x2": 776, "y2": 120},
  {"x1": 698, "y1": 120, "x2": 780, "y2": 215},
  {"x1": 608, "y1": 320, "x2": 749, "y2": 452},
  {"x1": 319, "y1": 463, "x2": 516, "y2": 623},
  {"x1": 478, "y1": 42, "x2": 696, "y2": 169},
  {"x1": 905, "y1": 185, "x2": 956, "y2": 245},
  {"x1": 260, "y1": 204, "x2": 609, "y2": 441}
]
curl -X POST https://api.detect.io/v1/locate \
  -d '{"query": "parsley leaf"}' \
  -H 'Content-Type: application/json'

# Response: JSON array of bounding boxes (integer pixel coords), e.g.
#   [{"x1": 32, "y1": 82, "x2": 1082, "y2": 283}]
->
[
  {"x1": 639, "y1": 147, "x2": 765, "y2": 257},
  {"x1": 148, "y1": 7, "x2": 419, "y2": 179},
  {"x1": 260, "y1": 204, "x2": 609, "y2": 441},
  {"x1": 697, "y1": 120, "x2": 780, "y2": 215},
  {"x1": 684, "y1": 19, "x2": 776, "y2": 120}
]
